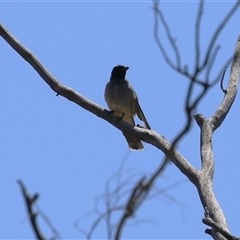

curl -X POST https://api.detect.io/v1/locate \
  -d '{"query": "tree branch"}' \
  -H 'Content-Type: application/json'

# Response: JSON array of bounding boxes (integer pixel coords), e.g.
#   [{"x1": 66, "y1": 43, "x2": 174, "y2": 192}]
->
[
  {"x1": 203, "y1": 217, "x2": 240, "y2": 240},
  {"x1": 193, "y1": 36, "x2": 240, "y2": 240},
  {"x1": 0, "y1": 22, "x2": 196, "y2": 178},
  {"x1": 153, "y1": 1, "x2": 181, "y2": 69},
  {"x1": 1, "y1": 21, "x2": 196, "y2": 238},
  {"x1": 1, "y1": 3, "x2": 239, "y2": 236},
  {"x1": 201, "y1": 1, "x2": 240, "y2": 70},
  {"x1": 220, "y1": 67, "x2": 228, "y2": 94},
  {"x1": 17, "y1": 180, "x2": 46, "y2": 240},
  {"x1": 195, "y1": 0, "x2": 204, "y2": 73},
  {"x1": 211, "y1": 36, "x2": 240, "y2": 131}
]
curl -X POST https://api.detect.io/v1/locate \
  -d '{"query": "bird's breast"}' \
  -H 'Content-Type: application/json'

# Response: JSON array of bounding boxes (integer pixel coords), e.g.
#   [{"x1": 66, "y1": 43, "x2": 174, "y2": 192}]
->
[{"x1": 105, "y1": 81, "x2": 136, "y2": 117}]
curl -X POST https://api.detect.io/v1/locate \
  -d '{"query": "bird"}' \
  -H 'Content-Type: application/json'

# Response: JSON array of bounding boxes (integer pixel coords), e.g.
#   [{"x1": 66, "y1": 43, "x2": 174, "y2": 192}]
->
[{"x1": 104, "y1": 65, "x2": 151, "y2": 150}]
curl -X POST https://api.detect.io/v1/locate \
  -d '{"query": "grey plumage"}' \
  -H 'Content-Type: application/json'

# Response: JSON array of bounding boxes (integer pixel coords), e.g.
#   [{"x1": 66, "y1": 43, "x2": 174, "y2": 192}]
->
[{"x1": 104, "y1": 65, "x2": 150, "y2": 150}]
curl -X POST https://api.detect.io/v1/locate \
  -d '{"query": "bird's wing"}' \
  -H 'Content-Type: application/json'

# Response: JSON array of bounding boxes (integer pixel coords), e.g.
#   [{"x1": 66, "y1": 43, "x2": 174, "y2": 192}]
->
[
  {"x1": 129, "y1": 83, "x2": 151, "y2": 130},
  {"x1": 135, "y1": 99, "x2": 151, "y2": 130}
]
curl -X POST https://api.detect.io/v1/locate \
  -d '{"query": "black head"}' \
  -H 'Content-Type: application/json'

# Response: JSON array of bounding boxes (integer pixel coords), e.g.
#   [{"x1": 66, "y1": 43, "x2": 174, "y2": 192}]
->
[{"x1": 110, "y1": 65, "x2": 129, "y2": 81}]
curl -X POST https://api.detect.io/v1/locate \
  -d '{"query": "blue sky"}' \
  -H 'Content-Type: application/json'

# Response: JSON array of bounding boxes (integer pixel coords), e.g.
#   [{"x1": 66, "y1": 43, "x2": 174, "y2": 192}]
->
[{"x1": 1, "y1": 1, "x2": 240, "y2": 239}]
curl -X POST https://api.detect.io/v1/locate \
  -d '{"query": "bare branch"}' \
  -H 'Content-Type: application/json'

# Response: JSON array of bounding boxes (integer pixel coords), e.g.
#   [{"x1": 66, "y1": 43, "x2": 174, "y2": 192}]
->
[
  {"x1": 0, "y1": 22, "x2": 192, "y2": 170},
  {"x1": 75, "y1": 168, "x2": 148, "y2": 239},
  {"x1": 114, "y1": 157, "x2": 191, "y2": 239},
  {"x1": 113, "y1": 5, "x2": 240, "y2": 233},
  {"x1": 192, "y1": 36, "x2": 240, "y2": 240},
  {"x1": 114, "y1": 177, "x2": 146, "y2": 240},
  {"x1": 1, "y1": 21, "x2": 198, "y2": 190},
  {"x1": 0, "y1": 22, "x2": 164, "y2": 154},
  {"x1": 18, "y1": 180, "x2": 61, "y2": 240},
  {"x1": 153, "y1": 1, "x2": 181, "y2": 68},
  {"x1": 35, "y1": 205, "x2": 62, "y2": 240},
  {"x1": 153, "y1": 0, "x2": 239, "y2": 96},
  {"x1": 153, "y1": 2, "x2": 240, "y2": 239},
  {"x1": 201, "y1": 1, "x2": 240, "y2": 70},
  {"x1": 153, "y1": 1, "x2": 180, "y2": 71},
  {"x1": 1, "y1": 0, "x2": 239, "y2": 236},
  {"x1": 205, "y1": 45, "x2": 221, "y2": 83},
  {"x1": 195, "y1": 0, "x2": 204, "y2": 72},
  {"x1": 148, "y1": 179, "x2": 187, "y2": 200},
  {"x1": 211, "y1": 57, "x2": 233, "y2": 87},
  {"x1": 17, "y1": 180, "x2": 46, "y2": 240},
  {"x1": 203, "y1": 217, "x2": 240, "y2": 240},
  {"x1": 75, "y1": 204, "x2": 124, "y2": 240},
  {"x1": 211, "y1": 36, "x2": 240, "y2": 131},
  {"x1": 220, "y1": 67, "x2": 228, "y2": 94}
]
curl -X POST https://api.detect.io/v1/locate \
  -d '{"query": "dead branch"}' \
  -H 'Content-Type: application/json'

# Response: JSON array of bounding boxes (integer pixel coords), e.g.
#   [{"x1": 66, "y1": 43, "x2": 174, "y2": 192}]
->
[
  {"x1": 220, "y1": 67, "x2": 228, "y2": 94},
  {"x1": 113, "y1": 1, "x2": 240, "y2": 239},
  {"x1": 1, "y1": 0, "x2": 239, "y2": 238},
  {"x1": 17, "y1": 180, "x2": 46, "y2": 240},
  {"x1": 203, "y1": 217, "x2": 240, "y2": 240},
  {"x1": 0, "y1": 22, "x2": 177, "y2": 155},
  {"x1": 193, "y1": 36, "x2": 240, "y2": 239}
]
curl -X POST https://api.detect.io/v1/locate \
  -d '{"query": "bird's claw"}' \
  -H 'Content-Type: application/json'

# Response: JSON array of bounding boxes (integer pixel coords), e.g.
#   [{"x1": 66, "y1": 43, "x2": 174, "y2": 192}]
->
[
  {"x1": 116, "y1": 113, "x2": 125, "y2": 122},
  {"x1": 109, "y1": 110, "x2": 115, "y2": 114}
]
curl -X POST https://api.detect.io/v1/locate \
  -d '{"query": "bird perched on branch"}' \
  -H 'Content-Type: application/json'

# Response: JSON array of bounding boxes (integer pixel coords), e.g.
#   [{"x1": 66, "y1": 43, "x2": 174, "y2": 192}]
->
[{"x1": 104, "y1": 65, "x2": 151, "y2": 150}]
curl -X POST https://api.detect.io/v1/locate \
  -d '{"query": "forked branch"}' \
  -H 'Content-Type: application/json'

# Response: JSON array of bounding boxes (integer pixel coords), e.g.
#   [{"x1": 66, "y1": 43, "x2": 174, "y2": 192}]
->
[{"x1": 17, "y1": 180, "x2": 45, "y2": 240}]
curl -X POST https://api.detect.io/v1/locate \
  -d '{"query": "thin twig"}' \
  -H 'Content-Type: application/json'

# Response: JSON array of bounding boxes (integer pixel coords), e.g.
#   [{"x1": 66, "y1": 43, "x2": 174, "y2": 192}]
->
[
  {"x1": 195, "y1": 0, "x2": 204, "y2": 73},
  {"x1": 205, "y1": 45, "x2": 221, "y2": 83},
  {"x1": 201, "y1": 1, "x2": 240, "y2": 70},
  {"x1": 35, "y1": 204, "x2": 62, "y2": 240},
  {"x1": 220, "y1": 67, "x2": 228, "y2": 94},
  {"x1": 154, "y1": 2, "x2": 181, "y2": 67},
  {"x1": 153, "y1": 1, "x2": 179, "y2": 70},
  {"x1": 114, "y1": 177, "x2": 146, "y2": 240},
  {"x1": 211, "y1": 57, "x2": 233, "y2": 87}
]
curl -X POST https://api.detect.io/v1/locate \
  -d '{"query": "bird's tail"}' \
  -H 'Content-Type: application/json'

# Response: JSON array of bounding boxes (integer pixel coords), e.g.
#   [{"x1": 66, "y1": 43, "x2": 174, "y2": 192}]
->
[{"x1": 122, "y1": 131, "x2": 144, "y2": 150}]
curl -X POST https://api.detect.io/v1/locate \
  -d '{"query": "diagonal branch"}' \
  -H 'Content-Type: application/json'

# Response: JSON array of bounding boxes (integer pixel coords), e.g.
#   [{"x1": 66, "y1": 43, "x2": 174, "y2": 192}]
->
[
  {"x1": 201, "y1": 1, "x2": 240, "y2": 70},
  {"x1": 1, "y1": 6, "x2": 239, "y2": 236},
  {"x1": 203, "y1": 217, "x2": 240, "y2": 240},
  {"x1": 153, "y1": 1, "x2": 181, "y2": 68},
  {"x1": 114, "y1": 177, "x2": 146, "y2": 240},
  {"x1": 17, "y1": 180, "x2": 46, "y2": 240},
  {"x1": 153, "y1": 1, "x2": 181, "y2": 71},
  {"x1": 211, "y1": 36, "x2": 240, "y2": 131},
  {"x1": 0, "y1": 22, "x2": 195, "y2": 177}
]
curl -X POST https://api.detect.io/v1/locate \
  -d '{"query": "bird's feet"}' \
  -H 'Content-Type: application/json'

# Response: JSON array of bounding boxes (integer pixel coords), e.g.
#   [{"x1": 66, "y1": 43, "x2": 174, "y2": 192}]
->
[
  {"x1": 107, "y1": 110, "x2": 124, "y2": 121},
  {"x1": 115, "y1": 113, "x2": 125, "y2": 121},
  {"x1": 109, "y1": 110, "x2": 115, "y2": 114}
]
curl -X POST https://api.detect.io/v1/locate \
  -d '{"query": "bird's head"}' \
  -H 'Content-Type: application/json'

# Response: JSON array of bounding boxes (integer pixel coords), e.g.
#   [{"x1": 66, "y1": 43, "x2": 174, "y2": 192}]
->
[{"x1": 110, "y1": 65, "x2": 129, "y2": 82}]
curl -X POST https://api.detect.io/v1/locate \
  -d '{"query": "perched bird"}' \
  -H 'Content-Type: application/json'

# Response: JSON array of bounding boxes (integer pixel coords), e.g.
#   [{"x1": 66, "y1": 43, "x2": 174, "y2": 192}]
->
[{"x1": 104, "y1": 65, "x2": 151, "y2": 150}]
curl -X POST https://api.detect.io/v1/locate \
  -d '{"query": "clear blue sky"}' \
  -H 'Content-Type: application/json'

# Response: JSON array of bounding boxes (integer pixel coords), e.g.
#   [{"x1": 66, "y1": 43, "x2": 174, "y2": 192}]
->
[{"x1": 1, "y1": 1, "x2": 240, "y2": 239}]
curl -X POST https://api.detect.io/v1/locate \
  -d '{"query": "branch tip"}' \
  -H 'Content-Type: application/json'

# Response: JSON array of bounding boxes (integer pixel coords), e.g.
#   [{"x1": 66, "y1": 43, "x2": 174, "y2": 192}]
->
[
  {"x1": 17, "y1": 180, "x2": 46, "y2": 240},
  {"x1": 193, "y1": 114, "x2": 205, "y2": 127},
  {"x1": 220, "y1": 66, "x2": 228, "y2": 94}
]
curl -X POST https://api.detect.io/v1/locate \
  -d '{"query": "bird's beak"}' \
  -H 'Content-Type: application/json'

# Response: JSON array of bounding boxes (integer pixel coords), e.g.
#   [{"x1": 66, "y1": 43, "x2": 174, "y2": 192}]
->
[{"x1": 125, "y1": 67, "x2": 129, "y2": 71}]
